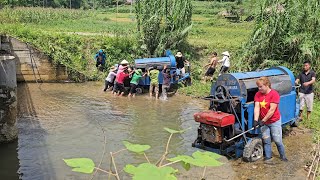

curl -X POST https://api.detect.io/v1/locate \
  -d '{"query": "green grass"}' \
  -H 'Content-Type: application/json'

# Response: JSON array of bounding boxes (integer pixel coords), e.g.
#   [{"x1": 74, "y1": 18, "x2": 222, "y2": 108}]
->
[
  {"x1": 301, "y1": 101, "x2": 320, "y2": 137},
  {"x1": 0, "y1": 1, "x2": 254, "y2": 90},
  {"x1": 178, "y1": 81, "x2": 212, "y2": 98}
]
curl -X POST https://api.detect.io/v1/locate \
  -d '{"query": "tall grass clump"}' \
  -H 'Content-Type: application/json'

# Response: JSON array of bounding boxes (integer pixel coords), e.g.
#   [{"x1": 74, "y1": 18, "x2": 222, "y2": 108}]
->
[
  {"x1": 232, "y1": 0, "x2": 320, "y2": 99},
  {"x1": 0, "y1": 7, "x2": 95, "y2": 24},
  {"x1": 235, "y1": 0, "x2": 320, "y2": 73},
  {"x1": 135, "y1": 0, "x2": 192, "y2": 56}
]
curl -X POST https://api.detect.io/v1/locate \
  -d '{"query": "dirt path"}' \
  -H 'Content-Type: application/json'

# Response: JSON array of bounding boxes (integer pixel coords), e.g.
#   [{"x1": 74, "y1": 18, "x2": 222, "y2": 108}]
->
[{"x1": 232, "y1": 127, "x2": 313, "y2": 180}]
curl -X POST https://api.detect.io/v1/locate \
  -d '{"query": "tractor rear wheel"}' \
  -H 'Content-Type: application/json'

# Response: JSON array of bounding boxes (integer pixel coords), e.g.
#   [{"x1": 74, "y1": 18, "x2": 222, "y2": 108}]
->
[
  {"x1": 243, "y1": 138, "x2": 263, "y2": 162},
  {"x1": 135, "y1": 87, "x2": 143, "y2": 94},
  {"x1": 290, "y1": 118, "x2": 300, "y2": 127}
]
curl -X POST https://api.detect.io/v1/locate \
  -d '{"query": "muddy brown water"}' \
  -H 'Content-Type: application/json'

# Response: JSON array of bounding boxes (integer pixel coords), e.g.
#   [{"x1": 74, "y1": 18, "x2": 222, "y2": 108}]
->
[{"x1": 0, "y1": 82, "x2": 313, "y2": 180}]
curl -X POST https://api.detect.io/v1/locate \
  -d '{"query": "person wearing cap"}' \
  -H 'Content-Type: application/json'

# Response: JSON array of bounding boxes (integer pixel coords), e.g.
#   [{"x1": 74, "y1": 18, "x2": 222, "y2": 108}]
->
[
  {"x1": 148, "y1": 65, "x2": 160, "y2": 99},
  {"x1": 94, "y1": 49, "x2": 107, "y2": 69},
  {"x1": 218, "y1": 51, "x2": 230, "y2": 75},
  {"x1": 175, "y1": 51, "x2": 189, "y2": 77},
  {"x1": 113, "y1": 60, "x2": 129, "y2": 95},
  {"x1": 103, "y1": 66, "x2": 117, "y2": 91}
]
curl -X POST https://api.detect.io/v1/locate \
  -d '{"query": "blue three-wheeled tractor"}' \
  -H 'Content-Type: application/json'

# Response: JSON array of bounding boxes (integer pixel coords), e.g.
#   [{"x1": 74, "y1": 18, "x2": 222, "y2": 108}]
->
[
  {"x1": 192, "y1": 66, "x2": 299, "y2": 162},
  {"x1": 133, "y1": 50, "x2": 191, "y2": 94}
]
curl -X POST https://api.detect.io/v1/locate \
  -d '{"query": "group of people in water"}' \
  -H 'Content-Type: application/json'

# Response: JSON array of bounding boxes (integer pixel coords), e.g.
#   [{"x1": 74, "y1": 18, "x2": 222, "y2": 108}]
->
[
  {"x1": 96, "y1": 49, "x2": 231, "y2": 99},
  {"x1": 103, "y1": 59, "x2": 174, "y2": 100}
]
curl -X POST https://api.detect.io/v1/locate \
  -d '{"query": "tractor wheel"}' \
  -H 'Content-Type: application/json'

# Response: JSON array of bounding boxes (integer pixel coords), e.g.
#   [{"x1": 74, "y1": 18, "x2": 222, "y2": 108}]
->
[
  {"x1": 243, "y1": 138, "x2": 263, "y2": 162},
  {"x1": 135, "y1": 87, "x2": 143, "y2": 94},
  {"x1": 290, "y1": 118, "x2": 300, "y2": 127}
]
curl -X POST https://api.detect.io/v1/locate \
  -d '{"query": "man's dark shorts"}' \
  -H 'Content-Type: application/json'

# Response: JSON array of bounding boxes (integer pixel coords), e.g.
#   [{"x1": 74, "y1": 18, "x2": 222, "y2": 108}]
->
[
  {"x1": 129, "y1": 83, "x2": 137, "y2": 94},
  {"x1": 205, "y1": 67, "x2": 215, "y2": 76}
]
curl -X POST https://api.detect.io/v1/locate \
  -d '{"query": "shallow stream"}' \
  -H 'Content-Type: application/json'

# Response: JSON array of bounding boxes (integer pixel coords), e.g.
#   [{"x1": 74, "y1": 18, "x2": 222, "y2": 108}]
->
[{"x1": 0, "y1": 82, "x2": 313, "y2": 180}]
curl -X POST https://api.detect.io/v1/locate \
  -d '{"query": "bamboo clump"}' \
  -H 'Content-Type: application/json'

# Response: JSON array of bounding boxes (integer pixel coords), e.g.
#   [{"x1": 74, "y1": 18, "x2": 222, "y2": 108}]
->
[{"x1": 307, "y1": 140, "x2": 320, "y2": 180}]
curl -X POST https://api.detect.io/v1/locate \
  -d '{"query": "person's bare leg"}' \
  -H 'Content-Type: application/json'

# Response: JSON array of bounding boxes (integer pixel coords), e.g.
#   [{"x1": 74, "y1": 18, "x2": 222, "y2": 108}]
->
[
  {"x1": 307, "y1": 111, "x2": 311, "y2": 120},
  {"x1": 149, "y1": 86, "x2": 153, "y2": 98},
  {"x1": 133, "y1": 94, "x2": 136, "y2": 98},
  {"x1": 299, "y1": 110, "x2": 303, "y2": 120},
  {"x1": 156, "y1": 93, "x2": 159, "y2": 99}
]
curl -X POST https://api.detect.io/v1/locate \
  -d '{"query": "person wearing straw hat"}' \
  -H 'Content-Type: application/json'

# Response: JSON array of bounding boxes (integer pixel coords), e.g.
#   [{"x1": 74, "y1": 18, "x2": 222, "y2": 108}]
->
[
  {"x1": 128, "y1": 69, "x2": 146, "y2": 97},
  {"x1": 175, "y1": 51, "x2": 189, "y2": 77},
  {"x1": 103, "y1": 66, "x2": 117, "y2": 91},
  {"x1": 113, "y1": 60, "x2": 129, "y2": 95},
  {"x1": 218, "y1": 51, "x2": 230, "y2": 76}
]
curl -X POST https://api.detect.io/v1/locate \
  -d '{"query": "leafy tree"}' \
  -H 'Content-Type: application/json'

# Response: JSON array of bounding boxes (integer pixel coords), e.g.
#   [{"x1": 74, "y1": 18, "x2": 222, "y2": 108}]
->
[{"x1": 135, "y1": 0, "x2": 192, "y2": 56}]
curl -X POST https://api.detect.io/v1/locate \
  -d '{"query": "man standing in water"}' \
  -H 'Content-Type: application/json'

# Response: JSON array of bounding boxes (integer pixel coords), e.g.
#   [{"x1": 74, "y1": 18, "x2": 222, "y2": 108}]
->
[
  {"x1": 254, "y1": 77, "x2": 288, "y2": 164},
  {"x1": 148, "y1": 65, "x2": 160, "y2": 99},
  {"x1": 295, "y1": 60, "x2": 316, "y2": 121}
]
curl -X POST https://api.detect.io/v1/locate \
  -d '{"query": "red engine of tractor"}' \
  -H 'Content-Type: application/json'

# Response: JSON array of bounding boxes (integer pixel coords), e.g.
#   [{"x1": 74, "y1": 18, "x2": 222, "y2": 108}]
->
[
  {"x1": 194, "y1": 111, "x2": 235, "y2": 144},
  {"x1": 194, "y1": 111, "x2": 235, "y2": 127}
]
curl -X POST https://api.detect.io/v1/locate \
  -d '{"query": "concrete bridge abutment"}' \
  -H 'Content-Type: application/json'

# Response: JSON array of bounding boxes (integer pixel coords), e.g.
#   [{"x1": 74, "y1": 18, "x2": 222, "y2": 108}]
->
[{"x1": 0, "y1": 35, "x2": 69, "y2": 143}]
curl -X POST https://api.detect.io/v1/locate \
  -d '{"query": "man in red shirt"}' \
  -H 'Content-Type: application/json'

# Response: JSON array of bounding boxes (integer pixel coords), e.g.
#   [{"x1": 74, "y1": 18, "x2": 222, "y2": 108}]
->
[{"x1": 254, "y1": 77, "x2": 287, "y2": 164}]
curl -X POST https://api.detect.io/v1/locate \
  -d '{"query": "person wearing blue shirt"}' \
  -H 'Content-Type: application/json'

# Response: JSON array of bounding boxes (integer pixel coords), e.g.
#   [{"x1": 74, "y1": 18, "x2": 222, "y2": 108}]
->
[{"x1": 95, "y1": 49, "x2": 106, "y2": 69}]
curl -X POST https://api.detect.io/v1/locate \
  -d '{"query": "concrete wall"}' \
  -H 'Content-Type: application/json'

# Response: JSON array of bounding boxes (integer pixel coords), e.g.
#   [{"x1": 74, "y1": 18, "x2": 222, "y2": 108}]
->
[
  {"x1": 0, "y1": 55, "x2": 18, "y2": 143},
  {"x1": 0, "y1": 35, "x2": 70, "y2": 143},
  {"x1": 1, "y1": 36, "x2": 68, "y2": 82}
]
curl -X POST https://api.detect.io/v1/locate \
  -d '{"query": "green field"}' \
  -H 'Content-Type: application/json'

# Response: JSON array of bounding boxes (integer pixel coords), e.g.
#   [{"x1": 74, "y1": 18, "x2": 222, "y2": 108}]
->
[{"x1": 0, "y1": 1, "x2": 257, "y2": 83}]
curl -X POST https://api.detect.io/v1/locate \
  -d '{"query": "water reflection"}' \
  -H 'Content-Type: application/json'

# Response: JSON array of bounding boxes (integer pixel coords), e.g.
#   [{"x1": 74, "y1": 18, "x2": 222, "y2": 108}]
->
[{"x1": 0, "y1": 140, "x2": 19, "y2": 180}]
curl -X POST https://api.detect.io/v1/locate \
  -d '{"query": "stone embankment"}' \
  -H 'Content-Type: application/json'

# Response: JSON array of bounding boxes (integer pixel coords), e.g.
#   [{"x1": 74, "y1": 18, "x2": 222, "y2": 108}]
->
[
  {"x1": 0, "y1": 35, "x2": 69, "y2": 143},
  {"x1": 0, "y1": 55, "x2": 17, "y2": 143}
]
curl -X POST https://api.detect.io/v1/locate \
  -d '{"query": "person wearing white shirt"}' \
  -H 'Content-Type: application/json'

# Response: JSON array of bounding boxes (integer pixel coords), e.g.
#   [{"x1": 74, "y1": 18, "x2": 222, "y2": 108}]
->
[{"x1": 218, "y1": 51, "x2": 230, "y2": 75}]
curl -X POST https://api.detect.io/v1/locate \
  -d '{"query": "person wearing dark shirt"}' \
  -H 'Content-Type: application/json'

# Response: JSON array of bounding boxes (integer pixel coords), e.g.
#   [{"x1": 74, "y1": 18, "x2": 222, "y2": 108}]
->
[
  {"x1": 175, "y1": 51, "x2": 189, "y2": 77},
  {"x1": 161, "y1": 65, "x2": 172, "y2": 100},
  {"x1": 295, "y1": 60, "x2": 316, "y2": 120}
]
